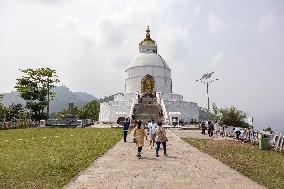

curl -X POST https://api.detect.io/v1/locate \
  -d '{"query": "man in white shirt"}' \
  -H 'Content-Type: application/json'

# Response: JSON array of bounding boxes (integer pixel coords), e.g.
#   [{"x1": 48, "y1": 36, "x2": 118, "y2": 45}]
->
[{"x1": 148, "y1": 119, "x2": 157, "y2": 149}]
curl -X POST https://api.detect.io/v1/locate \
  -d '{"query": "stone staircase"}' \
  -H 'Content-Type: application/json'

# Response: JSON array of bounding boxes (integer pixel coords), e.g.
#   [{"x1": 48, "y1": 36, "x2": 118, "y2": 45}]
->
[{"x1": 133, "y1": 97, "x2": 164, "y2": 124}]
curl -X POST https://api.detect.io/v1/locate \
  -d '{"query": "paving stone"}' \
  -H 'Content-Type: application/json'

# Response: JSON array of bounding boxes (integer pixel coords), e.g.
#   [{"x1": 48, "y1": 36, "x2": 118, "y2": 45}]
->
[{"x1": 64, "y1": 129, "x2": 266, "y2": 189}]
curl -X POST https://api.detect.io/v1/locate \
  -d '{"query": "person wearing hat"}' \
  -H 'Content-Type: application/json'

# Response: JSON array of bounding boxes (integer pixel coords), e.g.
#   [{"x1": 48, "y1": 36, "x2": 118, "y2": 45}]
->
[{"x1": 147, "y1": 118, "x2": 157, "y2": 149}]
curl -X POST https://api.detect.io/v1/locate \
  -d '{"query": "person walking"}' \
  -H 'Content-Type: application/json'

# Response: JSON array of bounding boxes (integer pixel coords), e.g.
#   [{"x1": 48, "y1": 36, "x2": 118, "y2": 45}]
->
[
  {"x1": 122, "y1": 118, "x2": 130, "y2": 142},
  {"x1": 201, "y1": 121, "x2": 206, "y2": 135},
  {"x1": 208, "y1": 120, "x2": 214, "y2": 137},
  {"x1": 148, "y1": 119, "x2": 157, "y2": 149},
  {"x1": 133, "y1": 120, "x2": 147, "y2": 159},
  {"x1": 155, "y1": 122, "x2": 168, "y2": 157},
  {"x1": 172, "y1": 118, "x2": 177, "y2": 127}
]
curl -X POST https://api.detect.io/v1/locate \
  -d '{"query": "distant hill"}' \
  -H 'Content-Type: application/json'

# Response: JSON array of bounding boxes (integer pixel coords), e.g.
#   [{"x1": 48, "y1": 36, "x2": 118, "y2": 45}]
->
[{"x1": 1, "y1": 86, "x2": 98, "y2": 113}]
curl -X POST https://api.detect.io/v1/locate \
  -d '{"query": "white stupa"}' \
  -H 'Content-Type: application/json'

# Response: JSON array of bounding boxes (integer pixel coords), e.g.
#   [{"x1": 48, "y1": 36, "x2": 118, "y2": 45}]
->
[{"x1": 99, "y1": 27, "x2": 199, "y2": 124}]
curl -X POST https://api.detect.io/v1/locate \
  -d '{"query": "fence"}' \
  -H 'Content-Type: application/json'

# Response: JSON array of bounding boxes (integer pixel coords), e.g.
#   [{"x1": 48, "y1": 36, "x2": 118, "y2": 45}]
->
[
  {"x1": 268, "y1": 133, "x2": 284, "y2": 151},
  {"x1": 217, "y1": 125, "x2": 284, "y2": 152}
]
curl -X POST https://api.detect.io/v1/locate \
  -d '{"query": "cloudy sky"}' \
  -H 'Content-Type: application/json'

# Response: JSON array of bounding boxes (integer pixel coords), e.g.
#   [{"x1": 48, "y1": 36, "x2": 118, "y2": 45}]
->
[{"x1": 1, "y1": 0, "x2": 284, "y2": 131}]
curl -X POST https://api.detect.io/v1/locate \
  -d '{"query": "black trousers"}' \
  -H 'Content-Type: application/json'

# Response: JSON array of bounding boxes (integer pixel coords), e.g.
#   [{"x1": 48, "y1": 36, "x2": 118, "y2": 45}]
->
[
  {"x1": 236, "y1": 131, "x2": 241, "y2": 139},
  {"x1": 138, "y1": 146, "x2": 142, "y2": 153},
  {"x1": 208, "y1": 129, "x2": 213, "y2": 137},
  {"x1": 156, "y1": 142, "x2": 166, "y2": 155},
  {"x1": 123, "y1": 131, "x2": 128, "y2": 142}
]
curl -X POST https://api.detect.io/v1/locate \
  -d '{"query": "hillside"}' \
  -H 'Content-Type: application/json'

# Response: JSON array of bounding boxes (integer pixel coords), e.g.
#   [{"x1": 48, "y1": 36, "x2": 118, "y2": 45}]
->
[{"x1": 1, "y1": 86, "x2": 97, "y2": 113}]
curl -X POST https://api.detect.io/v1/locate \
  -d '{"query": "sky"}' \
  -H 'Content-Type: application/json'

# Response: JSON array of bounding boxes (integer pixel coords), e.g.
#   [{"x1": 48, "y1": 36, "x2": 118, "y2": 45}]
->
[{"x1": 0, "y1": 0, "x2": 284, "y2": 131}]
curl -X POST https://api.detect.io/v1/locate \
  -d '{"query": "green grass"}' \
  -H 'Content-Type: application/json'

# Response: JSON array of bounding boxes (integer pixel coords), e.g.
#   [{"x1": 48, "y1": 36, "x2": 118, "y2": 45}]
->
[
  {"x1": 184, "y1": 138, "x2": 284, "y2": 189},
  {"x1": 0, "y1": 128, "x2": 122, "y2": 189}
]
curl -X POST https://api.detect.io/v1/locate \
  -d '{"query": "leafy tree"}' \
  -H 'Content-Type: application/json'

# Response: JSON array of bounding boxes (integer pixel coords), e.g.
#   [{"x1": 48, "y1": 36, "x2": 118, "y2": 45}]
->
[
  {"x1": 15, "y1": 68, "x2": 59, "y2": 121},
  {"x1": 263, "y1": 127, "x2": 272, "y2": 132},
  {"x1": 77, "y1": 100, "x2": 100, "y2": 121},
  {"x1": 4, "y1": 103, "x2": 24, "y2": 121},
  {"x1": 210, "y1": 103, "x2": 251, "y2": 128},
  {"x1": 0, "y1": 95, "x2": 5, "y2": 122}
]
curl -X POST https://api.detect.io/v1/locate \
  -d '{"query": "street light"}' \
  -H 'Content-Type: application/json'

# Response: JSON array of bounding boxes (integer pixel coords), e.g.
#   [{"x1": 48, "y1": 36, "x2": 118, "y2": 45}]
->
[{"x1": 196, "y1": 72, "x2": 219, "y2": 112}]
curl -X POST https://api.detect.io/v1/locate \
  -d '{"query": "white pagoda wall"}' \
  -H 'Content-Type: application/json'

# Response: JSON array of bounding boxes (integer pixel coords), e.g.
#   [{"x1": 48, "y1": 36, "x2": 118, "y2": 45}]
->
[
  {"x1": 163, "y1": 100, "x2": 199, "y2": 122},
  {"x1": 99, "y1": 100, "x2": 132, "y2": 123},
  {"x1": 125, "y1": 66, "x2": 172, "y2": 94}
]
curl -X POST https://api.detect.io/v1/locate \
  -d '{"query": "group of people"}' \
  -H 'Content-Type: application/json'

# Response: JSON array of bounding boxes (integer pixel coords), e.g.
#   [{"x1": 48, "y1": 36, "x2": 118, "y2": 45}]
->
[
  {"x1": 200, "y1": 120, "x2": 215, "y2": 137},
  {"x1": 200, "y1": 121, "x2": 243, "y2": 140},
  {"x1": 122, "y1": 118, "x2": 168, "y2": 159}
]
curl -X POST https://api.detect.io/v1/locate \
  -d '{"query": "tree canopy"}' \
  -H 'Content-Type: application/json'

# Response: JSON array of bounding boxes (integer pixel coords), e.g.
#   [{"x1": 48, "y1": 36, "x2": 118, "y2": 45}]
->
[
  {"x1": 50, "y1": 100, "x2": 100, "y2": 121},
  {"x1": 210, "y1": 103, "x2": 251, "y2": 128},
  {"x1": 15, "y1": 68, "x2": 59, "y2": 121}
]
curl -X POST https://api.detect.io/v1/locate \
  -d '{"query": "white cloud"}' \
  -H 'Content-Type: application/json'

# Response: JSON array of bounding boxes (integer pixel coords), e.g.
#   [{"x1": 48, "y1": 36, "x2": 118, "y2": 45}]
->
[
  {"x1": 212, "y1": 51, "x2": 224, "y2": 65},
  {"x1": 208, "y1": 11, "x2": 225, "y2": 33},
  {"x1": 258, "y1": 11, "x2": 278, "y2": 32},
  {"x1": 194, "y1": 5, "x2": 201, "y2": 16}
]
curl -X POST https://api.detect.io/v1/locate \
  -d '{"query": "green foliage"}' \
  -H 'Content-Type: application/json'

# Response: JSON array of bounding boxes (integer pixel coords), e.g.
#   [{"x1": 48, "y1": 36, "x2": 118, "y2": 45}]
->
[
  {"x1": 4, "y1": 103, "x2": 24, "y2": 121},
  {"x1": 198, "y1": 107, "x2": 210, "y2": 120},
  {"x1": 263, "y1": 127, "x2": 272, "y2": 132},
  {"x1": 0, "y1": 128, "x2": 122, "y2": 189},
  {"x1": 50, "y1": 100, "x2": 100, "y2": 121},
  {"x1": 0, "y1": 97, "x2": 24, "y2": 122},
  {"x1": 77, "y1": 100, "x2": 100, "y2": 121},
  {"x1": 184, "y1": 138, "x2": 284, "y2": 189},
  {"x1": 210, "y1": 103, "x2": 251, "y2": 128},
  {"x1": 0, "y1": 96, "x2": 5, "y2": 122},
  {"x1": 15, "y1": 68, "x2": 59, "y2": 121}
]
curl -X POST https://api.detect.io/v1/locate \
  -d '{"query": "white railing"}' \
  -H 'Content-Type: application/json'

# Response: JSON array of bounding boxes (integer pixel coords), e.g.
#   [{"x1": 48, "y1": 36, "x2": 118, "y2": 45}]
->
[
  {"x1": 156, "y1": 93, "x2": 168, "y2": 123},
  {"x1": 221, "y1": 128, "x2": 284, "y2": 152},
  {"x1": 129, "y1": 99, "x2": 136, "y2": 119},
  {"x1": 268, "y1": 132, "x2": 284, "y2": 151}
]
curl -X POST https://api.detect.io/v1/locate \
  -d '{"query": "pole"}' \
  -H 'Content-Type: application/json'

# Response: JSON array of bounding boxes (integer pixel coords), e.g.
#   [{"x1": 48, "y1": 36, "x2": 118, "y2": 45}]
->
[
  {"x1": 196, "y1": 73, "x2": 218, "y2": 113},
  {"x1": 207, "y1": 82, "x2": 209, "y2": 112},
  {"x1": 47, "y1": 80, "x2": 49, "y2": 119}
]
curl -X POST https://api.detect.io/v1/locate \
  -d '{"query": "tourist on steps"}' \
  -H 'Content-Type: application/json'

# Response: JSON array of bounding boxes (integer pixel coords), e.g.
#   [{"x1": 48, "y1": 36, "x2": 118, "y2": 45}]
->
[
  {"x1": 155, "y1": 122, "x2": 168, "y2": 157},
  {"x1": 148, "y1": 119, "x2": 157, "y2": 149},
  {"x1": 133, "y1": 120, "x2": 148, "y2": 158},
  {"x1": 122, "y1": 118, "x2": 130, "y2": 142}
]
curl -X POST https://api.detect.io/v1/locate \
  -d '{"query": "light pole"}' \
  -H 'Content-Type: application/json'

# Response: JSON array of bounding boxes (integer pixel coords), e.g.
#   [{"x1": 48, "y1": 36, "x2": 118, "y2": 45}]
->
[{"x1": 196, "y1": 72, "x2": 218, "y2": 112}]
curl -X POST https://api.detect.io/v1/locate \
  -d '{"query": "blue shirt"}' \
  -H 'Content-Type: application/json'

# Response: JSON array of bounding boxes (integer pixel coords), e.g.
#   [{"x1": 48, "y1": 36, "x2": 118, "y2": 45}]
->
[{"x1": 123, "y1": 121, "x2": 129, "y2": 131}]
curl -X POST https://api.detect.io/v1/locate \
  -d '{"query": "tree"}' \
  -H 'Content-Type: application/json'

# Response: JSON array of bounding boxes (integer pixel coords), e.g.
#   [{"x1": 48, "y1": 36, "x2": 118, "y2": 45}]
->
[
  {"x1": 77, "y1": 100, "x2": 100, "y2": 121},
  {"x1": 0, "y1": 95, "x2": 5, "y2": 122},
  {"x1": 210, "y1": 103, "x2": 251, "y2": 128},
  {"x1": 15, "y1": 68, "x2": 59, "y2": 121},
  {"x1": 5, "y1": 103, "x2": 24, "y2": 121}
]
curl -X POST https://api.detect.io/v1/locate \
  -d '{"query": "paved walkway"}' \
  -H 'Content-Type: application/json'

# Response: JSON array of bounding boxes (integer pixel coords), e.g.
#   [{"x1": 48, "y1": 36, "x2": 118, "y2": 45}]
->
[
  {"x1": 169, "y1": 129, "x2": 236, "y2": 141},
  {"x1": 64, "y1": 129, "x2": 265, "y2": 189}
]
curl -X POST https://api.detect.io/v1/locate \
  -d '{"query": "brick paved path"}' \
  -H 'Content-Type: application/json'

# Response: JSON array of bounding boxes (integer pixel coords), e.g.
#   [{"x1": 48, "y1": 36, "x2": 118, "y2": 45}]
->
[{"x1": 64, "y1": 129, "x2": 265, "y2": 189}]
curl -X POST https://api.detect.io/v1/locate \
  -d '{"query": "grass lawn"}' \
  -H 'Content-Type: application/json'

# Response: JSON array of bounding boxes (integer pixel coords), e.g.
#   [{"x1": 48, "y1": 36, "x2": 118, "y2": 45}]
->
[
  {"x1": 0, "y1": 128, "x2": 122, "y2": 189},
  {"x1": 184, "y1": 138, "x2": 284, "y2": 189}
]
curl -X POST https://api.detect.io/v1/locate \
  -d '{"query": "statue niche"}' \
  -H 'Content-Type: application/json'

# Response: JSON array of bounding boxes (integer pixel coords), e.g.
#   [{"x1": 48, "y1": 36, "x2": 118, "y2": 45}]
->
[{"x1": 141, "y1": 74, "x2": 154, "y2": 94}]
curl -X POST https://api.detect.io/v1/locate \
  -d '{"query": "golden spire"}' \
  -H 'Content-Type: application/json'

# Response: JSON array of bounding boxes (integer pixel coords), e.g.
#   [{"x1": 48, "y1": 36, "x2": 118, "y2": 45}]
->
[{"x1": 146, "y1": 26, "x2": 150, "y2": 39}]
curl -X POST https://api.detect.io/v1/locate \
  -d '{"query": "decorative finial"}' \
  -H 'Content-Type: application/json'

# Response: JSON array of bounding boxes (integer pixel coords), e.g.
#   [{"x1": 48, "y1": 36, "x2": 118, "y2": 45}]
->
[{"x1": 146, "y1": 26, "x2": 150, "y2": 39}]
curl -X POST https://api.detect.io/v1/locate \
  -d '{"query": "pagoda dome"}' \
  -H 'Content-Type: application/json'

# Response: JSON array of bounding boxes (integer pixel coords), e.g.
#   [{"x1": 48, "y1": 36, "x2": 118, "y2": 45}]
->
[
  {"x1": 127, "y1": 53, "x2": 170, "y2": 70},
  {"x1": 125, "y1": 26, "x2": 172, "y2": 94}
]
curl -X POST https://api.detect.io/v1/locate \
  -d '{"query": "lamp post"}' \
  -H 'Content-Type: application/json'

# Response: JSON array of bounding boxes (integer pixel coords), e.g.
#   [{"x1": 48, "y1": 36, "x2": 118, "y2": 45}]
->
[{"x1": 196, "y1": 72, "x2": 218, "y2": 112}]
